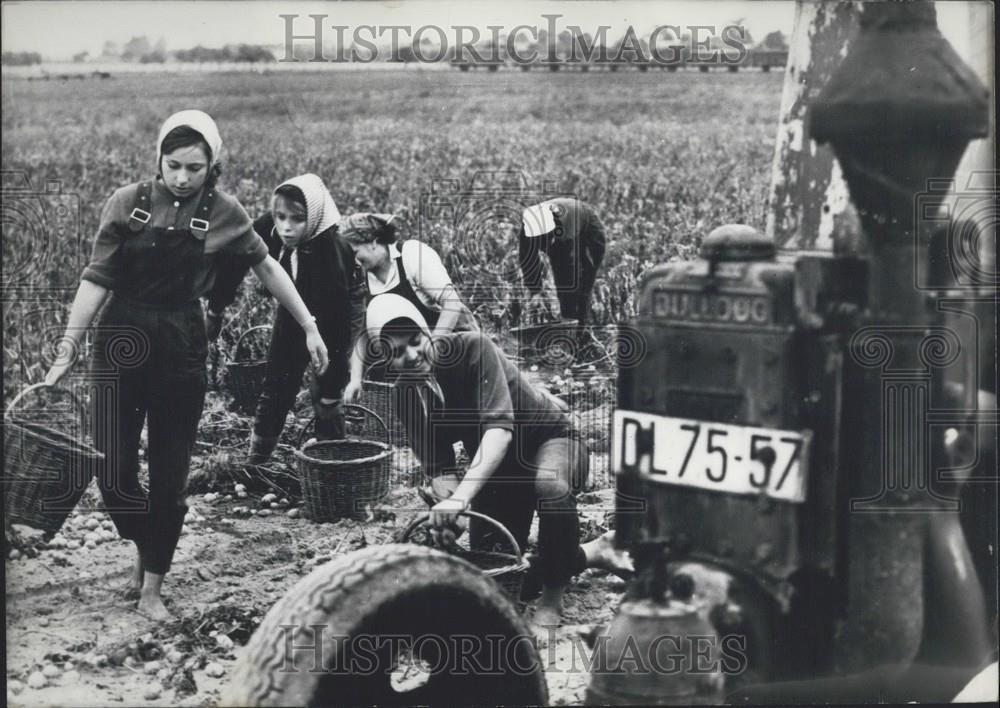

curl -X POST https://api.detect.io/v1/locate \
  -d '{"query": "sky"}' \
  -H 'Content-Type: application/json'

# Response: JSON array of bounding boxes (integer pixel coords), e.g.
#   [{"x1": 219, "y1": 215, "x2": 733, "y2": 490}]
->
[{"x1": 2, "y1": 1, "x2": 799, "y2": 60}]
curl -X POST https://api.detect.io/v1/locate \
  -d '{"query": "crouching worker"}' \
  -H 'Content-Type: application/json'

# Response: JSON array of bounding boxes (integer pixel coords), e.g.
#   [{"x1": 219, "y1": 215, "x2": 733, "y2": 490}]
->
[
  {"x1": 207, "y1": 174, "x2": 365, "y2": 464},
  {"x1": 366, "y1": 294, "x2": 631, "y2": 628}
]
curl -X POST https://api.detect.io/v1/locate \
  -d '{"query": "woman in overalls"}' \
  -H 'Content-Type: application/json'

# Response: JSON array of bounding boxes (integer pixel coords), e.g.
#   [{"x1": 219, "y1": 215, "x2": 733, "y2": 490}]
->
[
  {"x1": 340, "y1": 212, "x2": 477, "y2": 403},
  {"x1": 45, "y1": 110, "x2": 328, "y2": 619}
]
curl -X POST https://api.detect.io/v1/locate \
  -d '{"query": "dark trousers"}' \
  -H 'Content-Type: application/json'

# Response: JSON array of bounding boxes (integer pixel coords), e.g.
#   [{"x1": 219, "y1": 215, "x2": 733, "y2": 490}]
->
[
  {"x1": 470, "y1": 435, "x2": 589, "y2": 587},
  {"x1": 253, "y1": 313, "x2": 346, "y2": 442},
  {"x1": 90, "y1": 297, "x2": 207, "y2": 575},
  {"x1": 549, "y1": 237, "x2": 605, "y2": 336}
]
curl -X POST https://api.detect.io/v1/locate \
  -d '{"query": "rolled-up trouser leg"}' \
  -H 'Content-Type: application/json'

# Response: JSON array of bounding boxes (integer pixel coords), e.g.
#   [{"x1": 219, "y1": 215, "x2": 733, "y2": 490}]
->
[
  {"x1": 313, "y1": 398, "x2": 346, "y2": 440},
  {"x1": 144, "y1": 372, "x2": 207, "y2": 575},
  {"x1": 532, "y1": 436, "x2": 589, "y2": 587},
  {"x1": 252, "y1": 317, "x2": 308, "y2": 458},
  {"x1": 308, "y1": 369, "x2": 347, "y2": 441}
]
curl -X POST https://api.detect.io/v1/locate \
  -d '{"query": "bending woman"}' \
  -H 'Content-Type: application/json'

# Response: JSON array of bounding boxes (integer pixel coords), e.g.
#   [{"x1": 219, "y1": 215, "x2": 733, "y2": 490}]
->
[
  {"x1": 339, "y1": 212, "x2": 476, "y2": 403},
  {"x1": 45, "y1": 110, "x2": 327, "y2": 619}
]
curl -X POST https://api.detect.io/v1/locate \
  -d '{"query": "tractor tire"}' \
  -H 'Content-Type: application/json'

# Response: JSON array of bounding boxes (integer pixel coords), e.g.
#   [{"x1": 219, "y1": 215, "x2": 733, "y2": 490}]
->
[{"x1": 222, "y1": 544, "x2": 547, "y2": 707}]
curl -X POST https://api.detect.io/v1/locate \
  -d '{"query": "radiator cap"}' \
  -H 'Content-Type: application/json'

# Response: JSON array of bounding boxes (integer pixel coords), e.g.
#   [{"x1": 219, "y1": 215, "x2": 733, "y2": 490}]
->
[{"x1": 700, "y1": 224, "x2": 775, "y2": 262}]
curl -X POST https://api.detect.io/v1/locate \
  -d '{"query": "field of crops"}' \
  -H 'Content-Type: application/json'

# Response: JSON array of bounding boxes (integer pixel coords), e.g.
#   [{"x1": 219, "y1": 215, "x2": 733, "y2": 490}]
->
[{"x1": 2, "y1": 68, "x2": 782, "y2": 392}]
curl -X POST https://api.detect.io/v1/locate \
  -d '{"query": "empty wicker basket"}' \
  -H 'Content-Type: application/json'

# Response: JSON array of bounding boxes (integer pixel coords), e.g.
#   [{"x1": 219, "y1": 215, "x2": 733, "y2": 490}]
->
[
  {"x1": 225, "y1": 325, "x2": 272, "y2": 415},
  {"x1": 295, "y1": 439, "x2": 391, "y2": 521},
  {"x1": 3, "y1": 384, "x2": 103, "y2": 534}
]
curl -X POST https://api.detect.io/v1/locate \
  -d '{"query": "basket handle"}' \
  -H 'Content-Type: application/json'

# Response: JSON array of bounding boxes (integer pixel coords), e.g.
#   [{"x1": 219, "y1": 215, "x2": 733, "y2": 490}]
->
[
  {"x1": 4, "y1": 383, "x2": 84, "y2": 421},
  {"x1": 400, "y1": 509, "x2": 523, "y2": 562},
  {"x1": 231, "y1": 325, "x2": 273, "y2": 360},
  {"x1": 295, "y1": 403, "x2": 388, "y2": 447}
]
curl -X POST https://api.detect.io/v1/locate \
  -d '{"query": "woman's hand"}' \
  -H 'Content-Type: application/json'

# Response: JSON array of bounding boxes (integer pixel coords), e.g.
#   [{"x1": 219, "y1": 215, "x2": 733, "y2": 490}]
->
[
  {"x1": 343, "y1": 377, "x2": 363, "y2": 404},
  {"x1": 303, "y1": 322, "x2": 329, "y2": 375},
  {"x1": 44, "y1": 361, "x2": 74, "y2": 387},
  {"x1": 430, "y1": 495, "x2": 468, "y2": 527}
]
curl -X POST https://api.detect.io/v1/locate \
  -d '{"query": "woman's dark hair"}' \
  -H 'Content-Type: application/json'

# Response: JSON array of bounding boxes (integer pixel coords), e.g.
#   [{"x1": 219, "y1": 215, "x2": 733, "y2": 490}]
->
[
  {"x1": 159, "y1": 125, "x2": 222, "y2": 184},
  {"x1": 273, "y1": 184, "x2": 307, "y2": 210},
  {"x1": 373, "y1": 219, "x2": 398, "y2": 245},
  {"x1": 382, "y1": 316, "x2": 423, "y2": 339}
]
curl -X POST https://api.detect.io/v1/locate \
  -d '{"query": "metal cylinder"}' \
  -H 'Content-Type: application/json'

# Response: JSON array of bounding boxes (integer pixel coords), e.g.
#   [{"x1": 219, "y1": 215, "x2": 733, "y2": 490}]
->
[
  {"x1": 585, "y1": 599, "x2": 725, "y2": 705},
  {"x1": 811, "y1": 0, "x2": 990, "y2": 679}
]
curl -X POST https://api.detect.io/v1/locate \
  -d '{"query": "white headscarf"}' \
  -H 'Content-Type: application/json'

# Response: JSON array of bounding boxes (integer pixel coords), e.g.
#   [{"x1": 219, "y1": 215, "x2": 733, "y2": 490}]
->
[
  {"x1": 521, "y1": 201, "x2": 558, "y2": 238},
  {"x1": 366, "y1": 293, "x2": 431, "y2": 340},
  {"x1": 157, "y1": 110, "x2": 223, "y2": 165},
  {"x1": 273, "y1": 173, "x2": 342, "y2": 244}
]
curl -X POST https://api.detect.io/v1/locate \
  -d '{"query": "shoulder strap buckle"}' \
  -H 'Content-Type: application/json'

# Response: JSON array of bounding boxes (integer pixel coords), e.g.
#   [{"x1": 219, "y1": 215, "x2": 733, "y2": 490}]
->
[
  {"x1": 189, "y1": 187, "x2": 217, "y2": 235},
  {"x1": 128, "y1": 181, "x2": 154, "y2": 232}
]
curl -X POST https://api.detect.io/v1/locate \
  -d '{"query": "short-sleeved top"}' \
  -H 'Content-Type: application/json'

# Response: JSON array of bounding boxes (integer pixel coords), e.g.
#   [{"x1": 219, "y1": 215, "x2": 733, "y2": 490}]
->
[
  {"x1": 365, "y1": 240, "x2": 454, "y2": 313},
  {"x1": 81, "y1": 179, "x2": 268, "y2": 305},
  {"x1": 398, "y1": 332, "x2": 571, "y2": 477}
]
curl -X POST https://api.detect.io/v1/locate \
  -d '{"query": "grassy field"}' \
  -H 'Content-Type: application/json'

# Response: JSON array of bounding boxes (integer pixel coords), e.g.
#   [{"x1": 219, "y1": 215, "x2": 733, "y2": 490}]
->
[{"x1": 2, "y1": 68, "x2": 783, "y2": 389}]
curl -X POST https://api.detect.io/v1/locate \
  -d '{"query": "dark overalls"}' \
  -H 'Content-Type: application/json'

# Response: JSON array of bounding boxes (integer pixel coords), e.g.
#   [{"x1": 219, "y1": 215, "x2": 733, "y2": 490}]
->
[
  {"x1": 518, "y1": 199, "x2": 607, "y2": 336},
  {"x1": 86, "y1": 180, "x2": 260, "y2": 575}
]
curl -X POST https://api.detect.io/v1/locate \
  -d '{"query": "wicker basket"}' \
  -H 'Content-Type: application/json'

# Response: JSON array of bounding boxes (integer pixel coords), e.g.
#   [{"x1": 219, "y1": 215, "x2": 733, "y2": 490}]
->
[
  {"x1": 3, "y1": 384, "x2": 104, "y2": 534},
  {"x1": 295, "y1": 404, "x2": 388, "y2": 447},
  {"x1": 225, "y1": 325, "x2": 272, "y2": 415},
  {"x1": 401, "y1": 510, "x2": 529, "y2": 604},
  {"x1": 510, "y1": 319, "x2": 579, "y2": 365},
  {"x1": 295, "y1": 439, "x2": 391, "y2": 521},
  {"x1": 359, "y1": 379, "x2": 409, "y2": 448}
]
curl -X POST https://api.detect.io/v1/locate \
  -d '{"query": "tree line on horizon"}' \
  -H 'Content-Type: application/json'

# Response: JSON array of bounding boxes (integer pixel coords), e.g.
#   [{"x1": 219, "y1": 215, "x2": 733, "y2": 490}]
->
[{"x1": 3, "y1": 27, "x2": 787, "y2": 67}]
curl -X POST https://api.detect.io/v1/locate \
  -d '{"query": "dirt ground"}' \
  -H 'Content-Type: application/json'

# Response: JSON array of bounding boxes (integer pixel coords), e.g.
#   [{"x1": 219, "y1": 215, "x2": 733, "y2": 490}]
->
[{"x1": 5, "y1": 382, "x2": 625, "y2": 707}]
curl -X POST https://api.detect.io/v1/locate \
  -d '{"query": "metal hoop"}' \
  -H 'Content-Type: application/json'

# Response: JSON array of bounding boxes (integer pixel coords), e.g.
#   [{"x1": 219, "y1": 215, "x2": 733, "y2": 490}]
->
[{"x1": 400, "y1": 509, "x2": 523, "y2": 562}]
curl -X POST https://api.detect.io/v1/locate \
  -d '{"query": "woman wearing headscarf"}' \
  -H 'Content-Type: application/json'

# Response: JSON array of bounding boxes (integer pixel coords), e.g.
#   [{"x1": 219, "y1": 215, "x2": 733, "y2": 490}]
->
[
  {"x1": 45, "y1": 110, "x2": 328, "y2": 619},
  {"x1": 207, "y1": 174, "x2": 365, "y2": 464},
  {"x1": 337, "y1": 212, "x2": 477, "y2": 403},
  {"x1": 517, "y1": 197, "x2": 606, "y2": 352}
]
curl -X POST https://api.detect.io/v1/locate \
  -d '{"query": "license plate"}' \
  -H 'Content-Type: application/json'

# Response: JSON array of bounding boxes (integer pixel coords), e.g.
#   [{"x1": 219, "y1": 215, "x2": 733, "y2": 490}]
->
[{"x1": 612, "y1": 410, "x2": 812, "y2": 503}]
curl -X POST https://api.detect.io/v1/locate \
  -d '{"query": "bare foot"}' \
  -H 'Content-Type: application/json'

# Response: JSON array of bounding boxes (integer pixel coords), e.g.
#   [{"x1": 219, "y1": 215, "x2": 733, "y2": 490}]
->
[
  {"x1": 136, "y1": 570, "x2": 170, "y2": 620},
  {"x1": 532, "y1": 604, "x2": 562, "y2": 629},
  {"x1": 530, "y1": 585, "x2": 565, "y2": 637},
  {"x1": 131, "y1": 552, "x2": 144, "y2": 590},
  {"x1": 137, "y1": 592, "x2": 171, "y2": 621},
  {"x1": 120, "y1": 549, "x2": 144, "y2": 600},
  {"x1": 582, "y1": 531, "x2": 633, "y2": 579}
]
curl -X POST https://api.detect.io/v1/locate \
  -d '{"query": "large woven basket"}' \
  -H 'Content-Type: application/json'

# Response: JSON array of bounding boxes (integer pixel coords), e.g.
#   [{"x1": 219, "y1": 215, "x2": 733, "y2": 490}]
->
[
  {"x1": 295, "y1": 439, "x2": 391, "y2": 521},
  {"x1": 3, "y1": 384, "x2": 104, "y2": 534},
  {"x1": 225, "y1": 325, "x2": 272, "y2": 415},
  {"x1": 401, "y1": 510, "x2": 529, "y2": 604}
]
